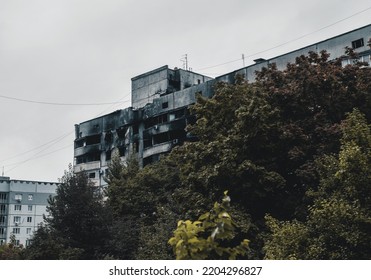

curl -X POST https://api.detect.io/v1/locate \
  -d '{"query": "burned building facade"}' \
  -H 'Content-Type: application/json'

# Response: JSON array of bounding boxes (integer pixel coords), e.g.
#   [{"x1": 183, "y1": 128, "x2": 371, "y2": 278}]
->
[{"x1": 73, "y1": 24, "x2": 371, "y2": 187}]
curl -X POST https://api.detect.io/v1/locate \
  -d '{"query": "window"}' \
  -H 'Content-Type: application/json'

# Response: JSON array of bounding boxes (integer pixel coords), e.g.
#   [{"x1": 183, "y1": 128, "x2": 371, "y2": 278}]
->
[
  {"x1": 89, "y1": 172, "x2": 96, "y2": 179},
  {"x1": 28, "y1": 205, "x2": 33, "y2": 212},
  {"x1": 27, "y1": 217, "x2": 32, "y2": 223},
  {"x1": 0, "y1": 204, "x2": 5, "y2": 213},
  {"x1": 14, "y1": 205, "x2": 22, "y2": 211},
  {"x1": 352, "y1": 38, "x2": 364, "y2": 49},
  {"x1": 26, "y1": 239, "x2": 32, "y2": 246},
  {"x1": 26, "y1": 228, "x2": 31, "y2": 234},
  {"x1": 162, "y1": 102, "x2": 168, "y2": 109},
  {"x1": 15, "y1": 240, "x2": 20, "y2": 246},
  {"x1": 0, "y1": 215, "x2": 5, "y2": 225},
  {"x1": 0, "y1": 228, "x2": 5, "y2": 235},
  {"x1": 106, "y1": 150, "x2": 112, "y2": 161},
  {"x1": 14, "y1": 194, "x2": 22, "y2": 201},
  {"x1": 28, "y1": 194, "x2": 33, "y2": 201},
  {"x1": 14, "y1": 216, "x2": 21, "y2": 224},
  {"x1": 0, "y1": 193, "x2": 7, "y2": 201},
  {"x1": 169, "y1": 113, "x2": 175, "y2": 121},
  {"x1": 13, "y1": 228, "x2": 20, "y2": 234}
]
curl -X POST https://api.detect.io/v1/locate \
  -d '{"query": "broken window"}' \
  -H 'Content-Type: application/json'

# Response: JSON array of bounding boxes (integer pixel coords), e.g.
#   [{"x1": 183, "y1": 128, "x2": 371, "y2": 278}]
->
[
  {"x1": 106, "y1": 150, "x2": 112, "y2": 161},
  {"x1": 133, "y1": 125, "x2": 139, "y2": 135},
  {"x1": 153, "y1": 132, "x2": 170, "y2": 145},
  {"x1": 143, "y1": 137, "x2": 152, "y2": 149},
  {"x1": 104, "y1": 131, "x2": 113, "y2": 143},
  {"x1": 117, "y1": 126, "x2": 127, "y2": 139},
  {"x1": 119, "y1": 146, "x2": 126, "y2": 157},
  {"x1": 86, "y1": 134, "x2": 101, "y2": 146},
  {"x1": 162, "y1": 102, "x2": 169, "y2": 109}
]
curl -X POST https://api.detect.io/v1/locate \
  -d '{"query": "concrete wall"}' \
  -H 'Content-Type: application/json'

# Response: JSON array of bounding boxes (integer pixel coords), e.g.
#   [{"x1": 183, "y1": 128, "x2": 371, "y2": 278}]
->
[
  {"x1": 216, "y1": 24, "x2": 371, "y2": 83},
  {"x1": 131, "y1": 66, "x2": 169, "y2": 108}
]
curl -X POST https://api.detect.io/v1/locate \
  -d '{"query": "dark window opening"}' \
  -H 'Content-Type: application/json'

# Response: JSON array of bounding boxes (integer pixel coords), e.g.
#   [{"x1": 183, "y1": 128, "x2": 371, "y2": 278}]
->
[
  {"x1": 352, "y1": 38, "x2": 364, "y2": 49},
  {"x1": 144, "y1": 137, "x2": 152, "y2": 149},
  {"x1": 0, "y1": 193, "x2": 7, "y2": 201},
  {"x1": 106, "y1": 150, "x2": 112, "y2": 161},
  {"x1": 118, "y1": 146, "x2": 126, "y2": 157},
  {"x1": 197, "y1": 79, "x2": 201, "y2": 84},
  {"x1": 133, "y1": 125, "x2": 139, "y2": 135},
  {"x1": 75, "y1": 139, "x2": 85, "y2": 148},
  {"x1": 169, "y1": 130, "x2": 186, "y2": 141},
  {"x1": 143, "y1": 154, "x2": 161, "y2": 167},
  {"x1": 134, "y1": 141, "x2": 139, "y2": 152},
  {"x1": 162, "y1": 102, "x2": 168, "y2": 109},
  {"x1": 86, "y1": 134, "x2": 101, "y2": 146},
  {"x1": 104, "y1": 132, "x2": 113, "y2": 143},
  {"x1": 174, "y1": 108, "x2": 186, "y2": 119},
  {"x1": 75, "y1": 152, "x2": 100, "y2": 164},
  {"x1": 89, "y1": 172, "x2": 96, "y2": 179},
  {"x1": 158, "y1": 114, "x2": 168, "y2": 123},
  {"x1": 153, "y1": 132, "x2": 170, "y2": 145},
  {"x1": 116, "y1": 126, "x2": 127, "y2": 139}
]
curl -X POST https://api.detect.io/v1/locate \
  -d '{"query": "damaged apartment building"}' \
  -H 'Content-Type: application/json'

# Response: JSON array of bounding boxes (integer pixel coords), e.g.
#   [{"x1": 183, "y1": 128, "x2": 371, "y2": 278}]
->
[{"x1": 73, "y1": 24, "x2": 371, "y2": 187}]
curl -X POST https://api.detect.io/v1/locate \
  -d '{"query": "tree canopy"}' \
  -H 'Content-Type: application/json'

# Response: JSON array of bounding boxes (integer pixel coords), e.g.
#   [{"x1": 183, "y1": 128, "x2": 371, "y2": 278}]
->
[{"x1": 21, "y1": 49, "x2": 371, "y2": 260}]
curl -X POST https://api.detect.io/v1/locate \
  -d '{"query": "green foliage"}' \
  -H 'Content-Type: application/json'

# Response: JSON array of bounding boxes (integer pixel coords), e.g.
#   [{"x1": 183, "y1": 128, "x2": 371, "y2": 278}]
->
[
  {"x1": 264, "y1": 109, "x2": 371, "y2": 259},
  {"x1": 24, "y1": 165, "x2": 109, "y2": 259},
  {"x1": 105, "y1": 155, "x2": 184, "y2": 259},
  {"x1": 171, "y1": 81, "x2": 286, "y2": 219},
  {"x1": 169, "y1": 191, "x2": 250, "y2": 260},
  {"x1": 0, "y1": 235, "x2": 24, "y2": 260}
]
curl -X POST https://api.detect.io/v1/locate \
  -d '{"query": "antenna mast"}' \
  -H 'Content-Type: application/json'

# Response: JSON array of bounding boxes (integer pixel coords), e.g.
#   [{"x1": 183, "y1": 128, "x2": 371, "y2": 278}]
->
[{"x1": 181, "y1": 54, "x2": 189, "y2": 71}]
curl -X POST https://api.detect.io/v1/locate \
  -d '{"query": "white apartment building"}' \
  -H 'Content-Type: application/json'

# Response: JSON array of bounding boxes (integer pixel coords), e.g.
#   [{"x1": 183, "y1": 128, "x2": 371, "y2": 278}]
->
[{"x1": 0, "y1": 176, "x2": 58, "y2": 247}]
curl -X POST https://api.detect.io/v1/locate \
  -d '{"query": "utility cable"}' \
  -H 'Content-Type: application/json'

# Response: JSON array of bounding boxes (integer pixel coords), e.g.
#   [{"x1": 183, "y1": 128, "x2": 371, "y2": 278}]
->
[
  {"x1": 0, "y1": 93, "x2": 130, "y2": 106},
  {"x1": 196, "y1": 6, "x2": 371, "y2": 71}
]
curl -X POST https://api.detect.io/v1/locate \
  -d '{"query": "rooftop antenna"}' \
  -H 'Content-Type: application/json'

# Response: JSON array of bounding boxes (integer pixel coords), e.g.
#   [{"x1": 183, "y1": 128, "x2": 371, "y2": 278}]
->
[
  {"x1": 181, "y1": 54, "x2": 189, "y2": 71},
  {"x1": 242, "y1": 54, "x2": 245, "y2": 67},
  {"x1": 2, "y1": 166, "x2": 4, "y2": 176}
]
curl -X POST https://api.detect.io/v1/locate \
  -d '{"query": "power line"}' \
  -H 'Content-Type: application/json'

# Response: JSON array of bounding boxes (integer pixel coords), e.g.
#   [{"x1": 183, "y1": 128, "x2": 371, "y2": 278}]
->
[
  {"x1": 196, "y1": 6, "x2": 371, "y2": 71},
  {"x1": 0, "y1": 131, "x2": 73, "y2": 163},
  {"x1": 5, "y1": 144, "x2": 72, "y2": 173},
  {"x1": 2, "y1": 94, "x2": 131, "y2": 174},
  {"x1": 0, "y1": 94, "x2": 130, "y2": 106}
]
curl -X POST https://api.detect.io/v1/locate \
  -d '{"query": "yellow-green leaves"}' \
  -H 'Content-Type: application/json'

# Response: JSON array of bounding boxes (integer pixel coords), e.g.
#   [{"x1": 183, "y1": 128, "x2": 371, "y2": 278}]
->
[{"x1": 168, "y1": 191, "x2": 249, "y2": 260}]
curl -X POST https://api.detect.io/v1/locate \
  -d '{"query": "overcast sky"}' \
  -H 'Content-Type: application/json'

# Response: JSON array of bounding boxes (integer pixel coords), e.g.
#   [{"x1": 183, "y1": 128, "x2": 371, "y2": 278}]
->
[{"x1": 0, "y1": 0, "x2": 370, "y2": 182}]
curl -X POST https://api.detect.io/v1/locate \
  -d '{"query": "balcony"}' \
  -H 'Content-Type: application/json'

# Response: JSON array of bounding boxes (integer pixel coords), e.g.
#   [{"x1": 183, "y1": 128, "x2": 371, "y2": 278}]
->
[
  {"x1": 74, "y1": 161, "x2": 101, "y2": 173},
  {"x1": 143, "y1": 142, "x2": 172, "y2": 158},
  {"x1": 143, "y1": 118, "x2": 186, "y2": 136},
  {"x1": 74, "y1": 143, "x2": 101, "y2": 157}
]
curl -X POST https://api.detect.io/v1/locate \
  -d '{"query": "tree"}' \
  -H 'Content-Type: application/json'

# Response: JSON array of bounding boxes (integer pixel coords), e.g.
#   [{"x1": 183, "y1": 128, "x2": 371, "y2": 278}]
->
[
  {"x1": 171, "y1": 79, "x2": 285, "y2": 219},
  {"x1": 264, "y1": 109, "x2": 371, "y2": 259},
  {"x1": 105, "y1": 153, "x2": 182, "y2": 259},
  {"x1": 24, "y1": 165, "x2": 109, "y2": 259},
  {"x1": 255, "y1": 51, "x2": 371, "y2": 214},
  {"x1": 169, "y1": 191, "x2": 250, "y2": 260},
  {"x1": 0, "y1": 235, "x2": 23, "y2": 260}
]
